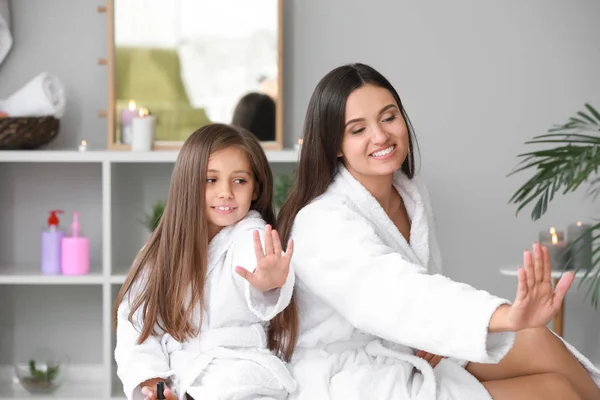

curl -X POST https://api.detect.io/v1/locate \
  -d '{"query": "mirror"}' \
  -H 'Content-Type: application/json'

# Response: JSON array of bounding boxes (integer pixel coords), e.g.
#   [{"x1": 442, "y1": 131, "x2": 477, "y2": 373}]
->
[{"x1": 105, "y1": 0, "x2": 283, "y2": 150}]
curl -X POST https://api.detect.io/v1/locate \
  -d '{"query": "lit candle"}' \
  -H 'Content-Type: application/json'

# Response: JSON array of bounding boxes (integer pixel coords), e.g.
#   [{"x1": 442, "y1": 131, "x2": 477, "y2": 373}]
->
[
  {"x1": 567, "y1": 221, "x2": 593, "y2": 271},
  {"x1": 541, "y1": 231, "x2": 571, "y2": 271},
  {"x1": 119, "y1": 100, "x2": 138, "y2": 145},
  {"x1": 131, "y1": 108, "x2": 156, "y2": 152},
  {"x1": 77, "y1": 140, "x2": 87, "y2": 152},
  {"x1": 295, "y1": 138, "x2": 303, "y2": 152},
  {"x1": 539, "y1": 226, "x2": 564, "y2": 243}
]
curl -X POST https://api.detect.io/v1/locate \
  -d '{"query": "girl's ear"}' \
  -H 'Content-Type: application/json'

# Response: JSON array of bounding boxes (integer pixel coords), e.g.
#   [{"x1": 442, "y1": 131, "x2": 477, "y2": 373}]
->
[{"x1": 252, "y1": 185, "x2": 259, "y2": 201}]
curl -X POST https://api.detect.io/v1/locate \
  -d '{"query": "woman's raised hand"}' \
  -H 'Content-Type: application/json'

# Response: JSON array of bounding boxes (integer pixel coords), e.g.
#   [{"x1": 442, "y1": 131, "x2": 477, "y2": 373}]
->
[{"x1": 506, "y1": 242, "x2": 574, "y2": 331}]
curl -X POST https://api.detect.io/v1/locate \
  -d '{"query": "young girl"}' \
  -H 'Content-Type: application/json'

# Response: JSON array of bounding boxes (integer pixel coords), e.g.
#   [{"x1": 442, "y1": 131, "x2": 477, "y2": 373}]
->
[{"x1": 113, "y1": 124, "x2": 297, "y2": 400}]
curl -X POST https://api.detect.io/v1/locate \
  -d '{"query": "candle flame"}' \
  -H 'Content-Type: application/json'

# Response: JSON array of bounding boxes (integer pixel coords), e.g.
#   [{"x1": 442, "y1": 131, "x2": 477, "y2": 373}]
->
[
  {"x1": 549, "y1": 227, "x2": 556, "y2": 235},
  {"x1": 81, "y1": 140, "x2": 87, "y2": 146},
  {"x1": 128, "y1": 100, "x2": 136, "y2": 110},
  {"x1": 298, "y1": 138, "x2": 303, "y2": 145},
  {"x1": 138, "y1": 108, "x2": 149, "y2": 117},
  {"x1": 552, "y1": 233, "x2": 558, "y2": 245},
  {"x1": 577, "y1": 221, "x2": 582, "y2": 226}
]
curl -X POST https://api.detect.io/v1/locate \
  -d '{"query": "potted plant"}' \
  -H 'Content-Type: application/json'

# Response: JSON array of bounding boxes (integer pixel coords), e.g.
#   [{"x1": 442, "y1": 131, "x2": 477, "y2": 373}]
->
[
  {"x1": 508, "y1": 103, "x2": 600, "y2": 308},
  {"x1": 13, "y1": 348, "x2": 68, "y2": 395},
  {"x1": 273, "y1": 173, "x2": 293, "y2": 213},
  {"x1": 142, "y1": 201, "x2": 165, "y2": 233}
]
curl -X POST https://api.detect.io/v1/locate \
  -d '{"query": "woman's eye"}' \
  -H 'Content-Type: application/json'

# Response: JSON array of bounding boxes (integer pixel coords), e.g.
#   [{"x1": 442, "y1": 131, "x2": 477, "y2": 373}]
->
[
  {"x1": 206, "y1": 178, "x2": 216, "y2": 183},
  {"x1": 351, "y1": 127, "x2": 366, "y2": 135}
]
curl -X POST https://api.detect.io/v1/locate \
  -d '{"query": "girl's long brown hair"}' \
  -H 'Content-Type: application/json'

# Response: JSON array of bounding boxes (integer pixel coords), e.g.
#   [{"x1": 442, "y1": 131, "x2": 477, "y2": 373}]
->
[{"x1": 113, "y1": 123, "x2": 298, "y2": 361}]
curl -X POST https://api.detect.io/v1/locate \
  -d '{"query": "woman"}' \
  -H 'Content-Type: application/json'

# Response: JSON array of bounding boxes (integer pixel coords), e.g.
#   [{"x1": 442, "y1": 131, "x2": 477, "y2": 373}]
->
[{"x1": 275, "y1": 63, "x2": 600, "y2": 399}]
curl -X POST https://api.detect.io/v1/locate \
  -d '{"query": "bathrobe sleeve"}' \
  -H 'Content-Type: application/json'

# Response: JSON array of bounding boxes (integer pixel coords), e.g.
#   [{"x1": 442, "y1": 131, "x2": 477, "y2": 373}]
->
[
  {"x1": 230, "y1": 227, "x2": 295, "y2": 321},
  {"x1": 292, "y1": 200, "x2": 515, "y2": 364},
  {"x1": 114, "y1": 283, "x2": 175, "y2": 400}
]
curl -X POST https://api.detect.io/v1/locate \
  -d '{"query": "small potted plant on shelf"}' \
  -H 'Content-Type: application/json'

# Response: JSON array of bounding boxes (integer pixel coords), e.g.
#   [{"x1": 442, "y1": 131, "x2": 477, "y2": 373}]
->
[
  {"x1": 274, "y1": 173, "x2": 293, "y2": 214},
  {"x1": 141, "y1": 200, "x2": 165, "y2": 233},
  {"x1": 14, "y1": 349, "x2": 68, "y2": 394}
]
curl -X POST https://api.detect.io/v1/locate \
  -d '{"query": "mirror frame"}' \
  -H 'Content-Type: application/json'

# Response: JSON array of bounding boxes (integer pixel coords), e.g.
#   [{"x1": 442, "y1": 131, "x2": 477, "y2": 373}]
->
[{"x1": 105, "y1": 0, "x2": 284, "y2": 151}]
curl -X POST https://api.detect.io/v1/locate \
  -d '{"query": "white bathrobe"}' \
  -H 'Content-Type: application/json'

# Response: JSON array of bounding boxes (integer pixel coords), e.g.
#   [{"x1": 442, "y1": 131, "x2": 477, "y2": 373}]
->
[
  {"x1": 114, "y1": 211, "x2": 296, "y2": 400},
  {"x1": 287, "y1": 164, "x2": 600, "y2": 400}
]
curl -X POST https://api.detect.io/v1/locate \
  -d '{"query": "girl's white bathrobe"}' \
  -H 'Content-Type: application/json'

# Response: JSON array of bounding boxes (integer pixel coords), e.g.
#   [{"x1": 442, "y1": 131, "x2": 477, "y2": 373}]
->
[
  {"x1": 287, "y1": 164, "x2": 600, "y2": 400},
  {"x1": 114, "y1": 211, "x2": 296, "y2": 400}
]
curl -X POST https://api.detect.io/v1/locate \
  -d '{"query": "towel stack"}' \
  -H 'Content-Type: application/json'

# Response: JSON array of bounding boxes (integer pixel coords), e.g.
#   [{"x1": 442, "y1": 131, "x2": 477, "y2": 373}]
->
[
  {"x1": 0, "y1": 1, "x2": 66, "y2": 119},
  {"x1": 0, "y1": 72, "x2": 66, "y2": 118}
]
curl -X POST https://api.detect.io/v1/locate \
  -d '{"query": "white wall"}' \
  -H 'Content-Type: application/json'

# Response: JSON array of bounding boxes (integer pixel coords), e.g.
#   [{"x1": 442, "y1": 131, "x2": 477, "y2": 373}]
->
[{"x1": 1, "y1": 0, "x2": 599, "y2": 363}]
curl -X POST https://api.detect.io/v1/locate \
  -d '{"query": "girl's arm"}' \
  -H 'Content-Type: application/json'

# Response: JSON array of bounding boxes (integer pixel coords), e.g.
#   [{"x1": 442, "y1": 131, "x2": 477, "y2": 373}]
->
[{"x1": 114, "y1": 287, "x2": 175, "y2": 400}]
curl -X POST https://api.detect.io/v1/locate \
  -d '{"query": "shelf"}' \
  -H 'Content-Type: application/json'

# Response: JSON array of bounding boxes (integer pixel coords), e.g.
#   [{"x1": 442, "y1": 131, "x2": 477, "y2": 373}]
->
[
  {"x1": 0, "y1": 269, "x2": 104, "y2": 285},
  {"x1": 0, "y1": 149, "x2": 300, "y2": 163},
  {"x1": 0, "y1": 267, "x2": 104, "y2": 285},
  {"x1": 0, "y1": 364, "x2": 105, "y2": 399},
  {"x1": 110, "y1": 275, "x2": 126, "y2": 285}
]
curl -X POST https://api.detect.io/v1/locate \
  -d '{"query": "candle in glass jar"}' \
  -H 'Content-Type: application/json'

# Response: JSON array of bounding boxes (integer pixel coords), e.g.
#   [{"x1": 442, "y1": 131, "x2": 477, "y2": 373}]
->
[
  {"x1": 539, "y1": 226, "x2": 564, "y2": 243},
  {"x1": 567, "y1": 221, "x2": 592, "y2": 271},
  {"x1": 119, "y1": 99, "x2": 138, "y2": 145},
  {"x1": 131, "y1": 108, "x2": 156, "y2": 152},
  {"x1": 541, "y1": 232, "x2": 571, "y2": 271}
]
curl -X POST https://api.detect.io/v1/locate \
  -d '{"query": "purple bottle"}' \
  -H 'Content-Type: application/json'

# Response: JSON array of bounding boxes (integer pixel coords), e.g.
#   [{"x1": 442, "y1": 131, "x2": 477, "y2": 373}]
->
[{"x1": 41, "y1": 210, "x2": 65, "y2": 275}]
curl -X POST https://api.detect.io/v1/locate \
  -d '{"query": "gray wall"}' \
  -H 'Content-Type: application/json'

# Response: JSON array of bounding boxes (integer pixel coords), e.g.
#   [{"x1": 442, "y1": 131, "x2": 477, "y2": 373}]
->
[{"x1": 1, "y1": 0, "x2": 599, "y2": 364}]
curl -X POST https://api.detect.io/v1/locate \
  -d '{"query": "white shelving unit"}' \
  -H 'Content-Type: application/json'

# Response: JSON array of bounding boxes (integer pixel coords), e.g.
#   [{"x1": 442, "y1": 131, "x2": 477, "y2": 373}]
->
[{"x1": 0, "y1": 149, "x2": 298, "y2": 400}]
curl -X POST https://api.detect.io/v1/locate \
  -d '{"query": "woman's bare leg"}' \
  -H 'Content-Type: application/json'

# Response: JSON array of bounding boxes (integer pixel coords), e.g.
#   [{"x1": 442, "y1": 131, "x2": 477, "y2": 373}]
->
[
  {"x1": 483, "y1": 373, "x2": 582, "y2": 400},
  {"x1": 467, "y1": 327, "x2": 600, "y2": 400}
]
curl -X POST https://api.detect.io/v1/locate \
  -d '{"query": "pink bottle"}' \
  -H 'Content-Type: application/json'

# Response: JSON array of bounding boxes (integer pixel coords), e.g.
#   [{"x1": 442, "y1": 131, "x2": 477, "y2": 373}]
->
[{"x1": 60, "y1": 212, "x2": 90, "y2": 275}]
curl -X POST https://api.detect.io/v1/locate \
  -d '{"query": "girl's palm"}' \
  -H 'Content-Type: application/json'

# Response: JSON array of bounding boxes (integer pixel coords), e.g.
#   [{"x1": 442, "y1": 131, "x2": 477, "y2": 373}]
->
[{"x1": 235, "y1": 225, "x2": 294, "y2": 292}]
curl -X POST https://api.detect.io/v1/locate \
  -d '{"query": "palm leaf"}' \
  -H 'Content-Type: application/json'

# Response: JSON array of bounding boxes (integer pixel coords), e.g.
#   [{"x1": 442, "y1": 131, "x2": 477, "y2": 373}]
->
[{"x1": 508, "y1": 104, "x2": 600, "y2": 309}]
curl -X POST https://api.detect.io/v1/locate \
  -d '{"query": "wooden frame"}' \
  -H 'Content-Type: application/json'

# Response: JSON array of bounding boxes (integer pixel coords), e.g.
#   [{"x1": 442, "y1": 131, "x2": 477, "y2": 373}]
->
[{"x1": 102, "y1": 0, "x2": 284, "y2": 151}]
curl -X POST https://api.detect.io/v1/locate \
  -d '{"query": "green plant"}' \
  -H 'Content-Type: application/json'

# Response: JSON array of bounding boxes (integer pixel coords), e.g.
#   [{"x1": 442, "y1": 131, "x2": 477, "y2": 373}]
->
[
  {"x1": 142, "y1": 201, "x2": 165, "y2": 232},
  {"x1": 274, "y1": 173, "x2": 293, "y2": 210},
  {"x1": 508, "y1": 103, "x2": 600, "y2": 308},
  {"x1": 27, "y1": 359, "x2": 60, "y2": 382}
]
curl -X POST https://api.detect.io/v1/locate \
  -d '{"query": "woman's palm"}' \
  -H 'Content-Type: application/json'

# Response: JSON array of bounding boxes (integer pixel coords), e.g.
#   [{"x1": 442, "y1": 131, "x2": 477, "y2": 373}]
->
[{"x1": 508, "y1": 243, "x2": 574, "y2": 331}]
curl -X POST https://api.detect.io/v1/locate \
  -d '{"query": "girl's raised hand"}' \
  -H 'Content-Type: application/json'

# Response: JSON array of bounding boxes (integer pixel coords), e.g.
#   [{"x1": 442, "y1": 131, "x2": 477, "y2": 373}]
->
[{"x1": 235, "y1": 225, "x2": 294, "y2": 292}]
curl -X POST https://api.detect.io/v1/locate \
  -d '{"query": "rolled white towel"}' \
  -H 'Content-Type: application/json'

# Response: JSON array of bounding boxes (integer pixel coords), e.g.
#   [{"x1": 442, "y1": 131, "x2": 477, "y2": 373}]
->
[
  {"x1": 0, "y1": 72, "x2": 66, "y2": 118},
  {"x1": 0, "y1": 0, "x2": 12, "y2": 67}
]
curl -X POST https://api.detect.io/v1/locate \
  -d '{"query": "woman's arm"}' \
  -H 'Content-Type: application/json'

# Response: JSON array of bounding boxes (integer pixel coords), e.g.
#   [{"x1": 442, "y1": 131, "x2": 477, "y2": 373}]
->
[{"x1": 291, "y1": 201, "x2": 515, "y2": 364}]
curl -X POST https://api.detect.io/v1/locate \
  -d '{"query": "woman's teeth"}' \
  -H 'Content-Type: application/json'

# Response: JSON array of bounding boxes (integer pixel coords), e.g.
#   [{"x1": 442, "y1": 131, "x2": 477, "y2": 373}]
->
[{"x1": 370, "y1": 145, "x2": 395, "y2": 157}]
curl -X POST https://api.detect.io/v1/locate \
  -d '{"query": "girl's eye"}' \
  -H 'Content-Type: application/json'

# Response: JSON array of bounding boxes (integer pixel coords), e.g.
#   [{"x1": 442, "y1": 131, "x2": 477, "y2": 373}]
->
[
  {"x1": 383, "y1": 115, "x2": 396, "y2": 122},
  {"x1": 206, "y1": 178, "x2": 216, "y2": 183},
  {"x1": 351, "y1": 127, "x2": 366, "y2": 135},
  {"x1": 234, "y1": 179, "x2": 247, "y2": 184}
]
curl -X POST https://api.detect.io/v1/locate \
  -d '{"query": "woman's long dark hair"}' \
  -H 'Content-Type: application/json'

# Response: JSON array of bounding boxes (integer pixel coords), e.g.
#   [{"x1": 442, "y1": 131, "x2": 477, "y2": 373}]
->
[{"x1": 271, "y1": 64, "x2": 420, "y2": 357}]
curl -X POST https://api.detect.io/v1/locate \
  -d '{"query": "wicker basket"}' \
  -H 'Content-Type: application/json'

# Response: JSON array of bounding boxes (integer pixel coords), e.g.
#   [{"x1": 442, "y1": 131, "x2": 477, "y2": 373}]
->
[{"x1": 0, "y1": 117, "x2": 60, "y2": 150}]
